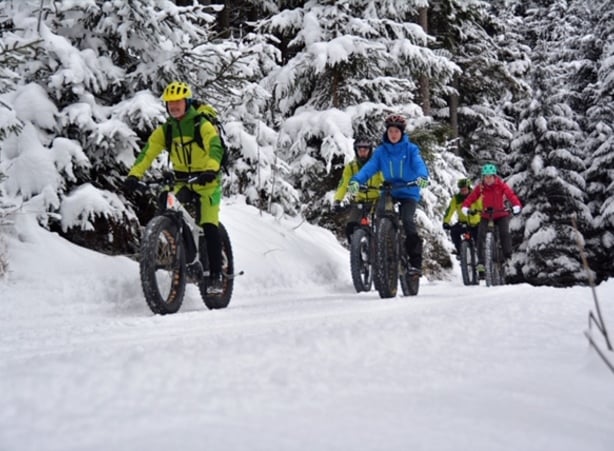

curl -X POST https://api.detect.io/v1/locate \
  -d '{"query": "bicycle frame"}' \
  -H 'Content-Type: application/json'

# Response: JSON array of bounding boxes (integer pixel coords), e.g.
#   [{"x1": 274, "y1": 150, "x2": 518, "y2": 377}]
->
[{"x1": 163, "y1": 191, "x2": 203, "y2": 269}]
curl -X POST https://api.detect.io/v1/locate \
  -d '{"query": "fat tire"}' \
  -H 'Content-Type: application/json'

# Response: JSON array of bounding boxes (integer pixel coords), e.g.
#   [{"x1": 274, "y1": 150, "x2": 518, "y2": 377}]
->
[
  {"x1": 374, "y1": 218, "x2": 398, "y2": 299},
  {"x1": 494, "y1": 230, "x2": 505, "y2": 285},
  {"x1": 460, "y1": 240, "x2": 478, "y2": 286},
  {"x1": 140, "y1": 215, "x2": 186, "y2": 314},
  {"x1": 484, "y1": 232, "x2": 501, "y2": 287},
  {"x1": 350, "y1": 228, "x2": 372, "y2": 293},
  {"x1": 199, "y1": 222, "x2": 234, "y2": 309}
]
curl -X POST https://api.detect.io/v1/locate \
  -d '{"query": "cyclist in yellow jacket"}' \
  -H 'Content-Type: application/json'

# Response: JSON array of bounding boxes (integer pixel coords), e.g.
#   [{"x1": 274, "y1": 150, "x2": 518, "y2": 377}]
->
[
  {"x1": 443, "y1": 178, "x2": 482, "y2": 257},
  {"x1": 333, "y1": 137, "x2": 384, "y2": 243},
  {"x1": 123, "y1": 81, "x2": 225, "y2": 294}
]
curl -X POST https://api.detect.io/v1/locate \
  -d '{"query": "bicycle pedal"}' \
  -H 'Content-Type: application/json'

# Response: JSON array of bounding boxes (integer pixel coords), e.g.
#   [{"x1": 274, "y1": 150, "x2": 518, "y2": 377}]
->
[
  {"x1": 406, "y1": 267, "x2": 422, "y2": 277},
  {"x1": 186, "y1": 261, "x2": 204, "y2": 283}
]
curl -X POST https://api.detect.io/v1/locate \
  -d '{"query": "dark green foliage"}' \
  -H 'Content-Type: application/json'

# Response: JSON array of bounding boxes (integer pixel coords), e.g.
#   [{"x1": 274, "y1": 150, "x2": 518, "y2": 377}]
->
[{"x1": 2, "y1": 0, "x2": 613, "y2": 286}]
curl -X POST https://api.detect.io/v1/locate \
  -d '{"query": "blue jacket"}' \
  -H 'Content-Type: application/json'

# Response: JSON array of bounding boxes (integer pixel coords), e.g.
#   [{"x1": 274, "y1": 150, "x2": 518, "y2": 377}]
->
[{"x1": 351, "y1": 133, "x2": 429, "y2": 201}]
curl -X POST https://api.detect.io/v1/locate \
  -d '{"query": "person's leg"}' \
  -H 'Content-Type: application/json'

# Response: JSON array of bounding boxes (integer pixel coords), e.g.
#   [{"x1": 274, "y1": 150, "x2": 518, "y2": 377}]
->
[
  {"x1": 345, "y1": 204, "x2": 362, "y2": 243},
  {"x1": 197, "y1": 185, "x2": 222, "y2": 279},
  {"x1": 477, "y1": 219, "x2": 487, "y2": 265},
  {"x1": 400, "y1": 199, "x2": 422, "y2": 269},
  {"x1": 202, "y1": 223, "x2": 221, "y2": 274},
  {"x1": 497, "y1": 216, "x2": 512, "y2": 259},
  {"x1": 470, "y1": 225, "x2": 479, "y2": 244},
  {"x1": 450, "y1": 223, "x2": 462, "y2": 253}
]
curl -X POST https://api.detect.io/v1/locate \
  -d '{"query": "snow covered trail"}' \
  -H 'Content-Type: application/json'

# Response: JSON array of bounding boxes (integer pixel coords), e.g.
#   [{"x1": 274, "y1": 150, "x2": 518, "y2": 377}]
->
[
  {"x1": 1, "y1": 203, "x2": 613, "y2": 451},
  {"x1": 2, "y1": 282, "x2": 613, "y2": 451}
]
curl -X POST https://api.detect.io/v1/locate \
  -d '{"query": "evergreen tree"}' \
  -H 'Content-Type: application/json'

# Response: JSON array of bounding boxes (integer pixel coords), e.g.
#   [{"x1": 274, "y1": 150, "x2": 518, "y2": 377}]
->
[
  {"x1": 258, "y1": 0, "x2": 457, "y2": 211},
  {"x1": 583, "y1": 0, "x2": 614, "y2": 281},
  {"x1": 0, "y1": 0, "x2": 280, "y2": 254},
  {"x1": 429, "y1": 0, "x2": 530, "y2": 174},
  {"x1": 0, "y1": 7, "x2": 43, "y2": 227},
  {"x1": 257, "y1": 0, "x2": 460, "y2": 275},
  {"x1": 508, "y1": 0, "x2": 590, "y2": 286}
]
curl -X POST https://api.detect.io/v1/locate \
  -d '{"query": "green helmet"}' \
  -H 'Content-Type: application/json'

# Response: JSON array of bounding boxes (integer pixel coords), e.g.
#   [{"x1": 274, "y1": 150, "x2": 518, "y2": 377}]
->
[
  {"x1": 457, "y1": 178, "x2": 471, "y2": 189},
  {"x1": 481, "y1": 164, "x2": 497, "y2": 176}
]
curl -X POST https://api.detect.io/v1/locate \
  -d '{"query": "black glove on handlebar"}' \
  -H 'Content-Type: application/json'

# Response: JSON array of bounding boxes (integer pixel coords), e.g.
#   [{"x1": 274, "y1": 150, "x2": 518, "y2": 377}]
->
[
  {"x1": 442, "y1": 223, "x2": 451, "y2": 230},
  {"x1": 123, "y1": 175, "x2": 140, "y2": 192},
  {"x1": 196, "y1": 171, "x2": 218, "y2": 184}
]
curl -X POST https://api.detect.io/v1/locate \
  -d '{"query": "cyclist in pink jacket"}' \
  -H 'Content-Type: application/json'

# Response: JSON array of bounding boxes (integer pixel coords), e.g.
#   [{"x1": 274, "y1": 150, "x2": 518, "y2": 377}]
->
[{"x1": 461, "y1": 163, "x2": 522, "y2": 274}]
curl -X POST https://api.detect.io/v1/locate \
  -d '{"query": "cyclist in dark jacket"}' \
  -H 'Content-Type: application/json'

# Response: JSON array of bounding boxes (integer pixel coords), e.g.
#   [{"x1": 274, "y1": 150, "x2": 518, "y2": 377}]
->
[{"x1": 349, "y1": 114, "x2": 429, "y2": 275}]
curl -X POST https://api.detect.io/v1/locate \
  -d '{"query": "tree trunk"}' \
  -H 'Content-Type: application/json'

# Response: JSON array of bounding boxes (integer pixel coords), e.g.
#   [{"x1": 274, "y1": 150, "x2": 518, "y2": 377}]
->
[
  {"x1": 418, "y1": 7, "x2": 431, "y2": 116},
  {"x1": 216, "y1": 0, "x2": 230, "y2": 38},
  {"x1": 332, "y1": 69, "x2": 340, "y2": 108},
  {"x1": 450, "y1": 76, "x2": 459, "y2": 143}
]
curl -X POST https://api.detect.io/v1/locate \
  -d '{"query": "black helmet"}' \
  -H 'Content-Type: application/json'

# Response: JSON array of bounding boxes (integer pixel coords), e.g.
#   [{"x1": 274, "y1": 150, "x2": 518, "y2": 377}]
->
[
  {"x1": 353, "y1": 138, "x2": 372, "y2": 163},
  {"x1": 384, "y1": 114, "x2": 407, "y2": 131},
  {"x1": 457, "y1": 178, "x2": 471, "y2": 189}
]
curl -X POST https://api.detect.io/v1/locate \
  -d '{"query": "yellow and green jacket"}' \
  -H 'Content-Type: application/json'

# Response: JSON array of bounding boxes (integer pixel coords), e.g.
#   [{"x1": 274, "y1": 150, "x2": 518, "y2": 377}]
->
[
  {"x1": 443, "y1": 193, "x2": 482, "y2": 227},
  {"x1": 334, "y1": 159, "x2": 384, "y2": 203},
  {"x1": 128, "y1": 106, "x2": 223, "y2": 180}
]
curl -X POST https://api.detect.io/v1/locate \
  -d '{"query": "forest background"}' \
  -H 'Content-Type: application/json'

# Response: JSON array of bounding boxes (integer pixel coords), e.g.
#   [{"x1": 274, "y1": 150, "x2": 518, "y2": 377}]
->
[{"x1": 0, "y1": 0, "x2": 612, "y2": 287}]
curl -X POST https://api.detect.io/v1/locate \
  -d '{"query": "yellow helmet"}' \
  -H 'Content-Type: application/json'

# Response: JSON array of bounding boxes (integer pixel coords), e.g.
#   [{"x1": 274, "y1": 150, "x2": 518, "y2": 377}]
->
[{"x1": 162, "y1": 81, "x2": 192, "y2": 102}]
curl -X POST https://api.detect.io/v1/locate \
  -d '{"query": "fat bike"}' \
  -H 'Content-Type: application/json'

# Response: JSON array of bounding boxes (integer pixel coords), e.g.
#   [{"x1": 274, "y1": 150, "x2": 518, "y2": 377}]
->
[
  {"x1": 137, "y1": 174, "x2": 237, "y2": 314},
  {"x1": 371, "y1": 181, "x2": 422, "y2": 299}
]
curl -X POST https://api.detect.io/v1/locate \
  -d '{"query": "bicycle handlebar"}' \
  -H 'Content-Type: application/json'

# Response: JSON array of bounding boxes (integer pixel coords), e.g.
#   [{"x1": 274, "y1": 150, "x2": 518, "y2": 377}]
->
[
  {"x1": 357, "y1": 185, "x2": 383, "y2": 194},
  {"x1": 358, "y1": 180, "x2": 421, "y2": 191},
  {"x1": 467, "y1": 207, "x2": 511, "y2": 216},
  {"x1": 136, "y1": 171, "x2": 218, "y2": 190}
]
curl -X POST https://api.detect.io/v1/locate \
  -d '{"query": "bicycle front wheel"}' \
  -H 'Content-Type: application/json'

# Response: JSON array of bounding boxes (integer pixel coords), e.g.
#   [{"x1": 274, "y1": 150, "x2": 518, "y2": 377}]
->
[
  {"x1": 373, "y1": 218, "x2": 399, "y2": 299},
  {"x1": 139, "y1": 215, "x2": 186, "y2": 314},
  {"x1": 350, "y1": 228, "x2": 373, "y2": 292},
  {"x1": 460, "y1": 240, "x2": 478, "y2": 286},
  {"x1": 484, "y1": 232, "x2": 502, "y2": 287}
]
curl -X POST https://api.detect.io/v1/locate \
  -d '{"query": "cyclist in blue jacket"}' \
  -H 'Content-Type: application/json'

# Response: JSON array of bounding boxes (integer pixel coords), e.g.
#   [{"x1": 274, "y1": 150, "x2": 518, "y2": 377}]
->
[{"x1": 349, "y1": 114, "x2": 429, "y2": 275}]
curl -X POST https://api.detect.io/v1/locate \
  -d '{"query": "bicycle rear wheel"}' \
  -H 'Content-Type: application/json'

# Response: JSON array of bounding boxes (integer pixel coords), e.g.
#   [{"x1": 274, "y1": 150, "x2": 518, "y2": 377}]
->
[
  {"x1": 139, "y1": 215, "x2": 186, "y2": 314},
  {"x1": 350, "y1": 228, "x2": 373, "y2": 292},
  {"x1": 373, "y1": 218, "x2": 399, "y2": 299},
  {"x1": 198, "y1": 222, "x2": 234, "y2": 309}
]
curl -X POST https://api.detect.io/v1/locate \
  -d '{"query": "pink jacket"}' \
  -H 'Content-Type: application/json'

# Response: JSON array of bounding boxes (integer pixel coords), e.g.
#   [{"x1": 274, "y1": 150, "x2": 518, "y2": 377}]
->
[{"x1": 462, "y1": 177, "x2": 521, "y2": 220}]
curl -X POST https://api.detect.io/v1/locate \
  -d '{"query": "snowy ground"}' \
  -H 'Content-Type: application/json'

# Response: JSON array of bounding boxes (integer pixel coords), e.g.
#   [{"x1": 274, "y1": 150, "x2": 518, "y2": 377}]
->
[{"x1": 1, "y1": 197, "x2": 613, "y2": 451}]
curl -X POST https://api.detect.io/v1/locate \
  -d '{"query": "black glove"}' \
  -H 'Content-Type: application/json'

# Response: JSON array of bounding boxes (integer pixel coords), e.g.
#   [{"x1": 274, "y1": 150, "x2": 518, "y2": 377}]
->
[
  {"x1": 333, "y1": 201, "x2": 342, "y2": 213},
  {"x1": 442, "y1": 222, "x2": 451, "y2": 230},
  {"x1": 196, "y1": 171, "x2": 218, "y2": 184},
  {"x1": 123, "y1": 175, "x2": 140, "y2": 192}
]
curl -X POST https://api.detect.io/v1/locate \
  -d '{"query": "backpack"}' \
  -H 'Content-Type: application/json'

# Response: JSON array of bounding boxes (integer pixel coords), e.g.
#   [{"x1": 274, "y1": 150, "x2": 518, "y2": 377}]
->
[{"x1": 165, "y1": 100, "x2": 230, "y2": 174}]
